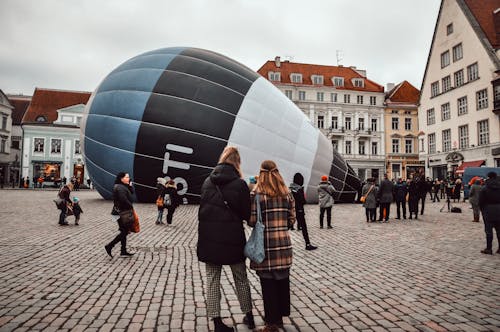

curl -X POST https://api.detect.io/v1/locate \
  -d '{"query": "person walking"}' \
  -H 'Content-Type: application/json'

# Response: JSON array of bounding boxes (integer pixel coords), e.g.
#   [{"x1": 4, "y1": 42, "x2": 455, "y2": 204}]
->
[
  {"x1": 155, "y1": 177, "x2": 167, "y2": 224},
  {"x1": 394, "y1": 178, "x2": 408, "y2": 220},
  {"x1": 317, "y1": 175, "x2": 334, "y2": 229},
  {"x1": 469, "y1": 179, "x2": 482, "y2": 223},
  {"x1": 377, "y1": 173, "x2": 394, "y2": 222},
  {"x1": 163, "y1": 179, "x2": 181, "y2": 224},
  {"x1": 440, "y1": 179, "x2": 445, "y2": 199},
  {"x1": 361, "y1": 178, "x2": 378, "y2": 222},
  {"x1": 197, "y1": 146, "x2": 254, "y2": 332},
  {"x1": 407, "y1": 178, "x2": 419, "y2": 220},
  {"x1": 432, "y1": 179, "x2": 441, "y2": 202},
  {"x1": 57, "y1": 183, "x2": 72, "y2": 225},
  {"x1": 105, "y1": 172, "x2": 135, "y2": 258},
  {"x1": 249, "y1": 160, "x2": 295, "y2": 332},
  {"x1": 478, "y1": 172, "x2": 500, "y2": 255},
  {"x1": 289, "y1": 172, "x2": 317, "y2": 250}
]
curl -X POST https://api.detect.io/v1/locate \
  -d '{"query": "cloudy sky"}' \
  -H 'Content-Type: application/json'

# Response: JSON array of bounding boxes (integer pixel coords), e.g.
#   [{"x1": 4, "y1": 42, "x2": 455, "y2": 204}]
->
[{"x1": 1, "y1": 0, "x2": 441, "y2": 96}]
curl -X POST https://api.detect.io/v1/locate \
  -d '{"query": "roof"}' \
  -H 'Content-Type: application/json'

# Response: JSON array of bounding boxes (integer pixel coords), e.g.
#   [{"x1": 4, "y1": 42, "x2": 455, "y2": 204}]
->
[
  {"x1": 7, "y1": 95, "x2": 31, "y2": 125},
  {"x1": 463, "y1": 0, "x2": 500, "y2": 49},
  {"x1": 22, "y1": 88, "x2": 91, "y2": 125},
  {"x1": 386, "y1": 81, "x2": 420, "y2": 104},
  {"x1": 256, "y1": 60, "x2": 384, "y2": 92},
  {"x1": 455, "y1": 160, "x2": 485, "y2": 174}
]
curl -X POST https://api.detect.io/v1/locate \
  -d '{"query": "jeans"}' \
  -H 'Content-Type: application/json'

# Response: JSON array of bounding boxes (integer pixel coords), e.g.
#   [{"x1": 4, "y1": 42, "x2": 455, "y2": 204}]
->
[
  {"x1": 396, "y1": 200, "x2": 406, "y2": 219},
  {"x1": 484, "y1": 219, "x2": 500, "y2": 250},
  {"x1": 419, "y1": 194, "x2": 426, "y2": 214},
  {"x1": 156, "y1": 209, "x2": 164, "y2": 222},
  {"x1": 296, "y1": 212, "x2": 310, "y2": 244},
  {"x1": 365, "y1": 208, "x2": 376, "y2": 222},
  {"x1": 432, "y1": 192, "x2": 440, "y2": 202},
  {"x1": 107, "y1": 218, "x2": 129, "y2": 254},
  {"x1": 319, "y1": 207, "x2": 332, "y2": 227},
  {"x1": 166, "y1": 206, "x2": 176, "y2": 224}
]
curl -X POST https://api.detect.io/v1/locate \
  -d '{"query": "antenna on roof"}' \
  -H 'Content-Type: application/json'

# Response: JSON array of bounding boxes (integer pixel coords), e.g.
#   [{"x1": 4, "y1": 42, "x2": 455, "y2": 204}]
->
[{"x1": 336, "y1": 50, "x2": 343, "y2": 66}]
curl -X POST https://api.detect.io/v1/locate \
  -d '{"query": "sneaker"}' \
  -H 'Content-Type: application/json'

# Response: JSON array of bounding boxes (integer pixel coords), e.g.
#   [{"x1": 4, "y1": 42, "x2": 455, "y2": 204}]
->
[
  {"x1": 120, "y1": 252, "x2": 135, "y2": 257},
  {"x1": 481, "y1": 249, "x2": 493, "y2": 255},
  {"x1": 306, "y1": 244, "x2": 318, "y2": 251},
  {"x1": 104, "y1": 245, "x2": 113, "y2": 258}
]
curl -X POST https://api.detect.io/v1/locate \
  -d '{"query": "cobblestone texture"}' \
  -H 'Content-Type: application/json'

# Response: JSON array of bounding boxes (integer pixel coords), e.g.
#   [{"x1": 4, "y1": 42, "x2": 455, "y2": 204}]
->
[{"x1": 0, "y1": 189, "x2": 499, "y2": 331}]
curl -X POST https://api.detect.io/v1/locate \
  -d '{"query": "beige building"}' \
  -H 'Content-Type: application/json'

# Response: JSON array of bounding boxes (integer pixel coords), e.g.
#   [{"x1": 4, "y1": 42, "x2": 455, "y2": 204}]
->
[
  {"x1": 384, "y1": 81, "x2": 424, "y2": 180},
  {"x1": 419, "y1": 0, "x2": 500, "y2": 180}
]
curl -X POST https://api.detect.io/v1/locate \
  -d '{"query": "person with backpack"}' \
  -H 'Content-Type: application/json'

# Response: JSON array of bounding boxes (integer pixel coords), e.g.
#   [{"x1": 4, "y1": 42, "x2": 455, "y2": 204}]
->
[
  {"x1": 163, "y1": 179, "x2": 181, "y2": 224},
  {"x1": 289, "y1": 172, "x2": 317, "y2": 250},
  {"x1": 317, "y1": 175, "x2": 335, "y2": 229},
  {"x1": 155, "y1": 177, "x2": 167, "y2": 224}
]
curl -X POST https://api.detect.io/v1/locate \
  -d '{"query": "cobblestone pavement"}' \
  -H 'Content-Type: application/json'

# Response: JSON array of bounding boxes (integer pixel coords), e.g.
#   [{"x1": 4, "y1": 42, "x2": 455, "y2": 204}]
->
[{"x1": 0, "y1": 189, "x2": 499, "y2": 332}]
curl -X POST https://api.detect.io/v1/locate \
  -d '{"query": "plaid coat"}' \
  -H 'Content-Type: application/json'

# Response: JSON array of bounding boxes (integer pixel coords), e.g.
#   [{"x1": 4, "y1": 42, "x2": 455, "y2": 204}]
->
[{"x1": 248, "y1": 191, "x2": 295, "y2": 271}]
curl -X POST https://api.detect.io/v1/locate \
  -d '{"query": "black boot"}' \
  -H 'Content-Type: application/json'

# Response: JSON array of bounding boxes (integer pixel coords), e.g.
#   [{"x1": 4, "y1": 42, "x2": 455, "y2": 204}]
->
[
  {"x1": 243, "y1": 311, "x2": 255, "y2": 329},
  {"x1": 213, "y1": 317, "x2": 234, "y2": 332}
]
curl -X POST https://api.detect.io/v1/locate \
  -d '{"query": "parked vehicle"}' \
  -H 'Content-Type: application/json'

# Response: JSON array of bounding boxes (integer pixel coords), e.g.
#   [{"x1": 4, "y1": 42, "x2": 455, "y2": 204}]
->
[{"x1": 463, "y1": 167, "x2": 500, "y2": 199}]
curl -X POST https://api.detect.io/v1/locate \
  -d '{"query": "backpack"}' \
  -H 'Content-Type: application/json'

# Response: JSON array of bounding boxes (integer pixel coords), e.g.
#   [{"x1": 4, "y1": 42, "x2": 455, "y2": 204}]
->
[
  {"x1": 164, "y1": 193, "x2": 172, "y2": 207},
  {"x1": 450, "y1": 207, "x2": 462, "y2": 213}
]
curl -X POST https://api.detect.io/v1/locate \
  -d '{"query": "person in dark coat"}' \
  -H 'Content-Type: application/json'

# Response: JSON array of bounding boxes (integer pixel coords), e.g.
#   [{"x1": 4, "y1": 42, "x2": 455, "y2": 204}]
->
[
  {"x1": 163, "y1": 179, "x2": 181, "y2": 224},
  {"x1": 57, "y1": 183, "x2": 72, "y2": 225},
  {"x1": 415, "y1": 174, "x2": 427, "y2": 215},
  {"x1": 394, "y1": 178, "x2": 408, "y2": 220},
  {"x1": 317, "y1": 175, "x2": 335, "y2": 228},
  {"x1": 407, "y1": 179, "x2": 419, "y2": 220},
  {"x1": 377, "y1": 173, "x2": 394, "y2": 222},
  {"x1": 469, "y1": 179, "x2": 482, "y2": 223},
  {"x1": 105, "y1": 172, "x2": 135, "y2": 258},
  {"x1": 361, "y1": 178, "x2": 378, "y2": 222},
  {"x1": 432, "y1": 179, "x2": 441, "y2": 202},
  {"x1": 197, "y1": 146, "x2": 254, "y2": 332},
  {"x1": 290, "y1": 172, "x2": 317, "y2": 250},
  {"x1": 478, "y1": 172, "x2": 500, "y2": 255},
  {"x1": 453, "y1": 178, "x2": 462, "y2": 203}
]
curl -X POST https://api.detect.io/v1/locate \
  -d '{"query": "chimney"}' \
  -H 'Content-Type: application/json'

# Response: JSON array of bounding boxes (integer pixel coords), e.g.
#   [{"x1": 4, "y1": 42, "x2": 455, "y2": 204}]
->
[
  {"x1": 386, "y1": 83, "x2": 395, "y2": 92},
  {"x1": 275, "y1": 56, "x2": 281, "y2": 68}
]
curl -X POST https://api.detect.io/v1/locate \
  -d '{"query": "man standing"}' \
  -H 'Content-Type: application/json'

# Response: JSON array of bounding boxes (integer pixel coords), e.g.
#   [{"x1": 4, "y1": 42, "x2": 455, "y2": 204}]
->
[
  {"x1": 394, "y1": 178, "x2": 408, "y2": 220},
  {"x1": 478, "y1": 172, "x2": 500, "y2": 255},
  {"x1": 318, "y1": 175, "x2": 335, "y2": 229},
  {"x1": 290, "y1": 173, "x2": 317, "y2": 250},
  {"x1": 377, "y1": 174, "x2": 394, "y2": 222},
  {"x1": 415, "y1": 173, "x2": 427, "y2": 215}
]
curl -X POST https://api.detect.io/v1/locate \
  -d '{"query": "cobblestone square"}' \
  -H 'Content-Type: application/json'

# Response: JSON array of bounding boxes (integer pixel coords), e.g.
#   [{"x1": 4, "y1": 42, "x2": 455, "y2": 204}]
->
[{"x1": 0, "y1": 190, "x2": 498, "y2": 331}]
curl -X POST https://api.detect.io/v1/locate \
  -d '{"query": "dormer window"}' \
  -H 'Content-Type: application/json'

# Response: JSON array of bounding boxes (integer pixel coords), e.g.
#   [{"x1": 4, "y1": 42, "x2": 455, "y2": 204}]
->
[
  {"x1": 312, "y1": 75, "x2": 324, "y2": 85},
  {"x1": 290, "y1": 73, "x2": 302, "y2": 84},
  {"x1": 268, "y1": 72, "x2": 281, "y2": 81},
  {"x1": 35, "y1": 115, "x2": 47, "y2": 122},
  {"x1": 353, "y1": 78, "x2": 364, "y2": 88},
  {"x1": 332, "y1": 77, "x2": 344, "y2": 87}
]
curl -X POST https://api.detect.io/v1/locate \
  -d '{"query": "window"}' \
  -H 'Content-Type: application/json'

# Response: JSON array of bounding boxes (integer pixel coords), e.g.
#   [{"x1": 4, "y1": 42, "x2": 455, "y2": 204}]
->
[
  {"x1": 405, "y1": 118, "x2": 412, "y2": 130},
  {"x1": 353, "y1": 78, "x2": 364, "y2": 87},
  {"x1": 11, "y1": 139, "x2": 20, "y2": 150},
  {"x1": 391, "y1": 110, "x2": 399, "y2": 114},
  {"x1": 420, "y1": 138, "x2": 425, "y2": 152},
  {"x1": 495, "y1": 84, "x2": 500, "y2": 103},
  {"x1": 76, "y1": 116, "x2": 82, "y2": 126},
  {"x1": 447, "y1": 23, "x2": 453, "y2": 35},
  {"x1": 291, "y1": 73, "x2": 302, "y2": 83},
  {"x1": 359, "y1": 118, "x2": 365, "y2": 130},
  {"x1": 431, "y1": 81, "x2": 440, "y2": 97},
  {"x1": 330, "y1": 93, "x2": 337, "y2": 102},
  {"x1": 344, "y1": 94, "x2": 350, "y2": 103},
  {"x1": 441, "y1": 103, "x2": 451, "y2": 121},
  {"x1": 392, "y1": 117, "x2": 399, "y2": 130},
  {"x1": 478, "y1": 120, "x2": 489, "y2": 145},
  {"x1": 345, "y1": 117, "x2": 352, "y2": 130},
  {"x1": 0, "y1": 138, "x2": 5, "y2": 153},
  {"x1": 370, "y1": 96, "x2": 376, "y2": 105},
  {"x1": 442, "y1": 76, "x2": 451, "y2": 92},
  {"x1": 404, "y1": 111, "x2": 411, "y2": 115},
  {"x1": 75, "y1": 140, "x2": 81, "y2": 154},
  {"x1": 317, "y1": 115, "x2": 324, "y2": 129},
  {"x1": 428, "y1": 133, "x2": 436, "y2": 154},
  {"x1": 312, "y1": 75, "x2": 324, "y2": 85},
  {"x1": 1, "y1": 116, "x2": 6, "y2": 130},
  {"x1": 35, "y1": 116, "x2": 47, "y2": 122},
  {"x1": 357, "y1": 95, "x2": 363, "y2": 104},
  {"x1": 427, "y1": 108, "x2": 435, "y2": 125},
  {"x1": 405, "y1": 139, "x2": 413, "y2": 154},
  {"x1": 476, "y1": 89, "x2": 488, "y2": 110},
  {"x1": 392, "y1": 139, "x2": 400, "y2": 153},
  {"x1": 458, "y1": 125, "x2": 469, "y2": 149},
  {"x1": 467, "y1": 63, "x2": 479, "y2": 81},
  {"x1": 452, "y1": 43, "x2": 463, "y2": 62},
  {"x1": 333, "y1": 77, "x2": 344, "y2": 87},
  {"x1": 298, "y1": 91, "x2": 305, "y2": 101},
  {"x1": 34, "y1": 138, "x2": 44, "y2": 153},
  {"x1": 371, "y1": 142, "x2": 378, "y2": 155},
  {"x1": 441, "y1": 51, "x2": 450, "y2": 68},
  {"x1": 51, "y1": 138, "x2": 62, "y2": 154},
  {"x1": 457, "y1": 96, "x2": 468, "y2": 115},
  {"x1": 454, "y1": 70, "x2": 464, "y2": 87},
  {"x1": 371, "y1": 118, "x2": 378, "y2": 131},
  {"x1": 332, "y1": 140, "x2": 339, "y2": 151},
  {"x1": 442, "y1": 129, "x2": 451, "y2": 152},
  {"x1": 317, "y1": 92, "x2": 324, "y2": 102},
  {"x1": 345, "y1": 141, "x2": 352, "y2": 154},
  {"x1": 331, "y1": 116, "x2": 338, "y2": 129},
  {"x1": 268, "y1": 72, "x2": 281, "y2": 81},
  {"x1": 285, "y1": 90, "x2": 292, "y2": 99},
  {"x1": 359, "y1": 141, "x2": 366, "y2": 155}
]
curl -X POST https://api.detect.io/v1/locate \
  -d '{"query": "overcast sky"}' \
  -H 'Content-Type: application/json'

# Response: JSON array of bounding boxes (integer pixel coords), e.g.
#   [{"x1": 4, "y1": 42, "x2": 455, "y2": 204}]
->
[{"x1": 0, "y1": 0, "x2": 441, "y2": 96}]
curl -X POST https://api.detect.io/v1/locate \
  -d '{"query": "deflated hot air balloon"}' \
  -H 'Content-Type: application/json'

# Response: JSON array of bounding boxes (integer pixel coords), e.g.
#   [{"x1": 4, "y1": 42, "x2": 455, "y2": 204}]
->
[{"x1": 81, "y1": 47, "x2": 361, "y2": 203}]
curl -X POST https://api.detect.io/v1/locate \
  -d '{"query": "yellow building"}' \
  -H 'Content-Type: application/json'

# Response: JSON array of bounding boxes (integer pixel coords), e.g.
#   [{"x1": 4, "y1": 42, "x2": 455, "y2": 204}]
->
[{"x1": 384, "y1": 81, "x2": 424, "y2": 180}]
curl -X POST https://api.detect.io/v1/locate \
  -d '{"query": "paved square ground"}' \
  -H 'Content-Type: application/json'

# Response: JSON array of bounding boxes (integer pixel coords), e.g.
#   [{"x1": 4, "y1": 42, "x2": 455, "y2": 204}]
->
[{"x1": 0, "y1": 190, "x2": 499, "y2": 332}]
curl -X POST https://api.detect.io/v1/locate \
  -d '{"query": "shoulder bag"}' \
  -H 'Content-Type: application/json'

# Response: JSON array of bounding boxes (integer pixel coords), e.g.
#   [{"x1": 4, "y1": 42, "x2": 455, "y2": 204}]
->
[
  {"x1": 244, "y1": 194, "x2": 265, "y2": 264},
  {"x1": 53, "y1": 188, "x2": 65, "y2": 209},
  {"x1": 360, "y1": 185, "x2": 374, "y2": 203}
]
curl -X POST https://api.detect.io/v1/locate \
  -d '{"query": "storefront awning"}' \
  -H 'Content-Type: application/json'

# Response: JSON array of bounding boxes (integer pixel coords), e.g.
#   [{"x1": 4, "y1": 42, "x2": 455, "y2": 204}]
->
[{"x1": 455, "y1": 160, "x2": 485, "y2": 174}]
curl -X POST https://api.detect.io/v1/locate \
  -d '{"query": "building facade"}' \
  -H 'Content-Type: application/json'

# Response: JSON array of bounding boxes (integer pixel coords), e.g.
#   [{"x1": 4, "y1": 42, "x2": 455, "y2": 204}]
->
[
  {"x1": 384, "y1": 81, "x2": 425, "y2": 180},
  {"x1": 0, "y1": 90, "x2": 13, "y2": 186},
  {"x1": 419, "y1": 0, "x2": 500, "y2": 180},
  {"x1": 21, "y1": 88, "x2": 91, "y2": 187},
  {"x1": 258, "y1": 57, "x2": 386, "y2": 181}
]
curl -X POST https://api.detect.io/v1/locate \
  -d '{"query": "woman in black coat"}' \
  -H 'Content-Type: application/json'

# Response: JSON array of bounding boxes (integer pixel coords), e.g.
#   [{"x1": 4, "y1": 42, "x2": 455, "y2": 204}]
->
[
  {"x1": 105, "y1": 172, "x2": 134, "y2": 258},
  {"x1": 197, "y1": 146, "x2": 254, "y2": 332},
  {"x1": 163, "y1": 179, "x2": 181, "y2": 224},
  {"x1": 407, "y1": 179, "x2": 419, "y2": 220},
  {"x1": 479, "y1": 172, "x2": 500, "y2": 255}
]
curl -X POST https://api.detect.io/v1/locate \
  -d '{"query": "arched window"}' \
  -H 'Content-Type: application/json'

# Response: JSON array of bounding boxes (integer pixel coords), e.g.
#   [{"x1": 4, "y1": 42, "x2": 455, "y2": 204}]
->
[{"x1": 35, "y1": 115, "x2": 47, "y2": 122}]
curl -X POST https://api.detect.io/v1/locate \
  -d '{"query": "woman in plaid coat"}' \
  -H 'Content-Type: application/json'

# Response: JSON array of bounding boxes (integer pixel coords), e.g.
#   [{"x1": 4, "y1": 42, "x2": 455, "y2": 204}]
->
[{"x1": 248, "y1": 160, "x2": 295, "y2": 332}]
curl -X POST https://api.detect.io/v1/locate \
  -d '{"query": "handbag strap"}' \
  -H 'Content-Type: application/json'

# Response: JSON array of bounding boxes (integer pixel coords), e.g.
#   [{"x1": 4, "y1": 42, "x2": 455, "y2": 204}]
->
[
  {"x1": 365, "y1": 185, "x2": 374, "y2": 196},
  {"x1": 212, "y1": 180, "x2": 240, "y2": 221},
  {"x1": 255, "y1": 193, "x2": 262, "y2": 225}
]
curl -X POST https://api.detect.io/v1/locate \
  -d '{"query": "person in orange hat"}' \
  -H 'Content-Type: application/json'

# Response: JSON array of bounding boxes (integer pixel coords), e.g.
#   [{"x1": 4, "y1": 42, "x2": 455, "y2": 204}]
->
[{"x1": 317, "y1": 175, "x2": 335, "y2": 229}]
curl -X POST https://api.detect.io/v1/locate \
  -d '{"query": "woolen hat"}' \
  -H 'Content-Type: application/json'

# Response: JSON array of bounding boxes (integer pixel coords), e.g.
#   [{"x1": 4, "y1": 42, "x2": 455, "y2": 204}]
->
[{"x1": 321, "y1": 175, "x2": 328, "y2": 181}]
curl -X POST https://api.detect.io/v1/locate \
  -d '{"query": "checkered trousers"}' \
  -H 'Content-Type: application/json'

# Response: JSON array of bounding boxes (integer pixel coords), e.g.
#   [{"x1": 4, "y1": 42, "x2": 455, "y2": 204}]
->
[{"x1": 205, "y1": 262, "x2": 252, "y2": 318}]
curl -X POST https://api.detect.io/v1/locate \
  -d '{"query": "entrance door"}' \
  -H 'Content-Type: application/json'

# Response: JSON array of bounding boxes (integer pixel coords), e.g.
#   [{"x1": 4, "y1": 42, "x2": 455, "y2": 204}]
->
[{"x1": 73, "y1": 164, "x2": 84, "y2": 185}]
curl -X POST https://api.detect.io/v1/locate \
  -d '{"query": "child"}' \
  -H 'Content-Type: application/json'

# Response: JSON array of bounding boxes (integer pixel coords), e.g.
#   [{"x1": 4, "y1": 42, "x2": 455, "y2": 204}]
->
[{"x1": 72, "y1": 197, "x2": 83, "y2": 225}]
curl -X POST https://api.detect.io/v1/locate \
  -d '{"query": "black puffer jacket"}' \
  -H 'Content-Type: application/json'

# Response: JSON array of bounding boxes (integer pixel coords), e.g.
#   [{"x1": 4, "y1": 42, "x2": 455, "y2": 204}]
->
[
  {"x1": 113, "y1": 183, "x2": 134, "y2": 212},
  {"x1": 479, "y1": 177, "x2": 500, "y2": 224},
  {"x1": 197, "y1": 163, "x2": 251, "y2": 265},
  {"x1": 290, "y1": 173, "x2": 306, "y2": 214}
]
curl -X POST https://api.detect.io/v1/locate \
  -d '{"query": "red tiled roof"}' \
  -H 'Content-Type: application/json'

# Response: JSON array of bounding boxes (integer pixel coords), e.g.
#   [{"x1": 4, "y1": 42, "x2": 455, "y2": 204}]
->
[
  {"x1": 386, "y1": 81, "x2": 420, "y2": 104},
  {"x1": 22, "y1": 88, "x2": 91, "y2": 124},
  {"x1": 256, "y1": 60, "x2": 384, "y2": 92},
  {"x1": 464, "y1": 0, "x2": 500, "y2": 49},
  {"x1": 7, "y1": 95, "x2": 31, "y2": 125}
]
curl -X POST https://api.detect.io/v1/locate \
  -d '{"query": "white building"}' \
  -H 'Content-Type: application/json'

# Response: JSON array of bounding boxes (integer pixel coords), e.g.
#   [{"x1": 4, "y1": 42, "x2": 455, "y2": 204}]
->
[
  {"x1": 258, "y1": 57, "x2": 386, "y2": 181},
  {"x1": 0, "y1": 90, "x2": 13, "y2": 186},
  {"x1": 419, "y1": 0, "x2": 500, "y2": 180}
]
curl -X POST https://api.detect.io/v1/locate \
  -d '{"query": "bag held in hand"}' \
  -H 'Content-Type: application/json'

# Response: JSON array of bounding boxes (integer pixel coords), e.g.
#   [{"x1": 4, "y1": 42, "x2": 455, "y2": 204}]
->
[
  {"x1": 156, "y1": 196, "x2": 164, "y2": 207},
  {"x1": 119, "y1": 209, "x2": 135, "y2": 229},
  {"x1": 244, "y1": 193, "x2": 265, "y2": 264},
  {"x1": 360, "y1": 185, "x2": 374, "y2": 204},
  {"x1": 130, "y1": 210, "x2": 140, "y2": 233}
]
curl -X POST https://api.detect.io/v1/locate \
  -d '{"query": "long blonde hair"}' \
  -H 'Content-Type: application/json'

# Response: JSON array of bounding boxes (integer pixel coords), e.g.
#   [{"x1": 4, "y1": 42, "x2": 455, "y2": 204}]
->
[
  {"x1": 218, "y1": 146, "x2": 243, "y2": 178},
  {"x1": 255, "y1": 160, "x2": 289, "y2": 197}
]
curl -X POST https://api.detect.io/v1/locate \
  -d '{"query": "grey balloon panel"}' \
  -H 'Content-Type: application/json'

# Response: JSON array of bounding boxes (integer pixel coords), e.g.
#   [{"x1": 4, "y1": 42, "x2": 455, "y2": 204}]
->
[
  {"x1": 96, "y1": 69, "x2": 166, "y2": 95},
  {"x1": 88, "y1": 91, "x2": 150, "y2": 121},
  {"x1": 109, "y1": 53, "x2": 179, "y2": 76}
]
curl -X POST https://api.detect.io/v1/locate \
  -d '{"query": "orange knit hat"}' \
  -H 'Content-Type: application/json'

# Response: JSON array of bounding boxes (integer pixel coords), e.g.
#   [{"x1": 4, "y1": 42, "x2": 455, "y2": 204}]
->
[{"x1": 321, "y1": 175, "x2": 328, "y2": 181}]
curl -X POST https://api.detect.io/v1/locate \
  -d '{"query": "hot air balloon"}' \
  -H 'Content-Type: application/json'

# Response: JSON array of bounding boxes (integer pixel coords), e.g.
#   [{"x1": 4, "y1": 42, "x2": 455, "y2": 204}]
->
[{"x1": 81, "y1": 47, "x2": 361, "y2": 203}]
